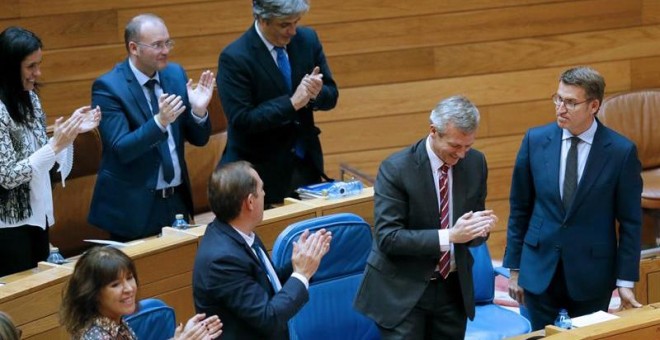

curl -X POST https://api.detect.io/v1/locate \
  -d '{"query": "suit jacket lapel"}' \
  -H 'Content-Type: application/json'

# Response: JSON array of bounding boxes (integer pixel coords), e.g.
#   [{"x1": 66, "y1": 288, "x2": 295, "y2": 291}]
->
[
  {"x1": 215, "y1": 220, "x2": 262, "y2": 267},
  {"x1": 247, "y1": 26, "x2": 290, "y2": 94},
  {"x1": 543, "y1": 126, "x2": 564, "y2": 213},
  {"x1": 121, "y1": 60, "x2": 152, "y2": 122},
  {"x1": 413, "y1": 139, "x2": 441, "y2": 224},
  {"x1": 452, "y1": 160, "x2": 468, "y2": 222},
  {"x1": 569, "y1": 120, "x2": 611, "y2": 215}
]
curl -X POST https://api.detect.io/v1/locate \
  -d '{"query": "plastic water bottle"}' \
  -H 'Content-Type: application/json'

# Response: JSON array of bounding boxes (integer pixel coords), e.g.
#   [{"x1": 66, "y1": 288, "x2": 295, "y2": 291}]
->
[
  {"x1": 46, "y1": 247, "x2": 66, "y2": 265},
  {"x1": 324, "y1": 181, "x2": 364, "y2": 199},
  {"x1": 172, "y1": 214, "x2": 188, "y2": 230},
  {"x1": 554, "y1": 309, "x2": 572, "y2": 329}
]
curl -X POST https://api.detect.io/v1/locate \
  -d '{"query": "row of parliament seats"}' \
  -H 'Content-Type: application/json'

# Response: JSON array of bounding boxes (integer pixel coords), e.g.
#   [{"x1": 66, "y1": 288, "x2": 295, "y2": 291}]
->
[{"x1": 49, "y1": 89, "x2": 228, "y2": 257}]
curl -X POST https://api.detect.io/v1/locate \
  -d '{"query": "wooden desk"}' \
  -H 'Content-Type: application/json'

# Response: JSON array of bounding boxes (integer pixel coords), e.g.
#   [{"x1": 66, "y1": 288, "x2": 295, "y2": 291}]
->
[
  {"x1": 508, "y1": 303, "x2": 660, "y2": 339},
  {"x1": 0, "y1": 266, "x2": 72, "y2": 339}
]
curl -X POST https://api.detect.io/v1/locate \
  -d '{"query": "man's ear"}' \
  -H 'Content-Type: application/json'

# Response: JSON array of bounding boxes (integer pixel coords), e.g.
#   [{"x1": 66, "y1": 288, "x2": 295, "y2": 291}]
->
[{"x1": 246, "y1": 193, "x2": 255, "y2": 211}]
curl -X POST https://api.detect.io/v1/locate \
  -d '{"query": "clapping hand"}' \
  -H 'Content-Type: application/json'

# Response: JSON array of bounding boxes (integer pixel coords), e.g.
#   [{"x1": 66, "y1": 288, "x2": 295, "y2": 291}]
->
[
  {"x1": 187, "y1": 70, "x2": 215, "y2": 117},
  {"x1": 291, "y1": 228, "x2": 332, "y2": 280},
  {"x1": 75, "y1": 105, "x2": 101, "y2": 133},
  {"x1": 174, "y1": 313, "x2": 223, "y2": 340},
  {"x1": 156, "y1": 93, "x2": 185, "y2": 127}
]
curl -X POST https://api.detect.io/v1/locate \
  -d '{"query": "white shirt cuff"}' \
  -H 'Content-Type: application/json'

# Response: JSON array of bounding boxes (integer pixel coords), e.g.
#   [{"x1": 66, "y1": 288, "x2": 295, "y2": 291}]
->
[
  {"x1": 29, "y1": 142, "x2": 56, "y2": 175},
  {"x1": 153, "y1": 116, "x2": 167, "y2": 132},
  {"x1": 616, "y1": 279, "x2": 634, "y2": 288},
  {"x1": 291, "y1": 272, "x2": 309, "y2": 289},
  {"x1": 438, "y1": 229, "x2": 450, "y2": 252},
  {"x1": 191, "y1": 109, "x2": 208, "y2": 123}
]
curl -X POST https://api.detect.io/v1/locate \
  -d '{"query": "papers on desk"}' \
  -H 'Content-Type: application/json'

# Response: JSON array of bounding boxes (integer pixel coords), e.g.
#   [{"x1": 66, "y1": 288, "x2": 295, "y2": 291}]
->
[
  {"x1": 84, "y1": 239, "x2": 144, "y2": 248},
  {"x1": 571, "y1": 310, "x2": 619, "y2": 328}
]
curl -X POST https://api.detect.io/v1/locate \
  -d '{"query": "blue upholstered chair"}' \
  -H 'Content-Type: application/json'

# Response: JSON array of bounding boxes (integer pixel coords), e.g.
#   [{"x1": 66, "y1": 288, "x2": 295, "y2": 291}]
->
[
  {"x1": 124, "y1": 298, "x2": 176, "y2": 340},
  {"x1": 465, "y1": 243, "x2": 531, "y2": 339},
  {"x1": 271, "y1": 213, "x2": 380, "y2": 340}
]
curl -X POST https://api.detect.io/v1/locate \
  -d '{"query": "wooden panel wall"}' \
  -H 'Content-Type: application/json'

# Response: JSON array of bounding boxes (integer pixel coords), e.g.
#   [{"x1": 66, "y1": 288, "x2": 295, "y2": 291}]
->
[{"x1": 3, "y1": 0, "x2": 660, "y2": 259}]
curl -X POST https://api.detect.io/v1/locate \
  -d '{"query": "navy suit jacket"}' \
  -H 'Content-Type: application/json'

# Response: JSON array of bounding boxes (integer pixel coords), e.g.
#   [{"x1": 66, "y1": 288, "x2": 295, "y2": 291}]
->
[
  {"x1": 503, "y1": 120, "x2": 642, "y2": 301},
  {"x1": 193, "y1": 219, "x2": 308, "y2": 340},
  {"x1": 217, "y1": 24, "x2": 338, "y2": 204},
  {"x1": 88, "y1": 60, "x2": 211, "y2": 238},
  {"x1": 354, "y1": 138, "x2": 488, "y2": 328}
]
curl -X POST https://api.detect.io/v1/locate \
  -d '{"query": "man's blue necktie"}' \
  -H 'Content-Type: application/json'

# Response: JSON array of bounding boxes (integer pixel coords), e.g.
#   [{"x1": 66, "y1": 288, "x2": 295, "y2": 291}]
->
[
  {"x1": 274, "y1": 47, "x2": 292, "y2": 92},
  {"x1": 144, "y1": 79, "x2": 175, "y2": 183},
  {"x1": 251, "y1": 242, "x2": 281, "y2": 292},
  {"x1": 274, "y1": 47, "x2": 305, "y2": 158}
]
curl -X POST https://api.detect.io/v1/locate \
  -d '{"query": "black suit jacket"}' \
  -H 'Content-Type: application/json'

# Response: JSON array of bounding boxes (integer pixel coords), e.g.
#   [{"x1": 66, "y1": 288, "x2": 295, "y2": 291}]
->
[
  {"x1": 193, "y1": 219, "x2": 309, "y2": 339},
  {"x1": 216, "y1": 24, "x2": 338, "y2": 203},
  {"x1": 88, "y1": 60, "x2": 211, "y2": 238},
  {"x1": 354, "y1": 138, "x2": 488, "y2": 328}
]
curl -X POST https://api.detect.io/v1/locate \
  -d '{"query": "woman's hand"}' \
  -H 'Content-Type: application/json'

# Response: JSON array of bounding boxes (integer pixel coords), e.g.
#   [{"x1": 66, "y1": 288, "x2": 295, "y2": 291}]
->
[
  {"x1": 74, "y1": 105, "x2": 101, "y2": 133},
  {"x1": 173, "y1": 313, "x2": 222, "y2": 340},
  {"x1": 49, "y1": 113, "x2": 83, "y2": 154}
]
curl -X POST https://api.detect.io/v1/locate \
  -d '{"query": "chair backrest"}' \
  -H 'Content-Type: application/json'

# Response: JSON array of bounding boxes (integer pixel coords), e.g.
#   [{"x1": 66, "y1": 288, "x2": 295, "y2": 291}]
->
[
  {"x1": 599, "y1": 89, "x2": 660, "y2": 170},
  {"x1": 271, "y1": 213, "x2": 379, "y2": 340},
  {"x1": 124, "y1": 298, "x2": 176, "y2": 340},
  {"x1": 470, "y1": 243, "x2": 496, "y2": 304}
]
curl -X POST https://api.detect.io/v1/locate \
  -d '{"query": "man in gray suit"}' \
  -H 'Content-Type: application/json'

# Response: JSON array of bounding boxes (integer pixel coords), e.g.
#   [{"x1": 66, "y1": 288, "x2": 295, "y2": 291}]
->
[{"x1": 355, "y1": 95, "x2": 497, "y2": 339}]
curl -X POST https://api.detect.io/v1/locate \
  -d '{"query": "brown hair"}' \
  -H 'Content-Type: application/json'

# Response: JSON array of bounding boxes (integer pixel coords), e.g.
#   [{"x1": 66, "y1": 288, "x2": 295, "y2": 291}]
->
[
  {"x1": 208, "y1": 161, "x2": 258, "y2": 222},
  {"x1": 60, "y1": 246, "x2": 138, "y2": 336}
]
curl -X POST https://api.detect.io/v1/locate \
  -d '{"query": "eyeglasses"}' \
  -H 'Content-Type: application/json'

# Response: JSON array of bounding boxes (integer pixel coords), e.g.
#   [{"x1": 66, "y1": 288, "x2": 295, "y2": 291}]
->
[
  {"x1": 134, "y1": 39, "x2": 175, "y2": 51},
  {"x1": 551, "y1": 94, "x2": 590, "y2": 111}
]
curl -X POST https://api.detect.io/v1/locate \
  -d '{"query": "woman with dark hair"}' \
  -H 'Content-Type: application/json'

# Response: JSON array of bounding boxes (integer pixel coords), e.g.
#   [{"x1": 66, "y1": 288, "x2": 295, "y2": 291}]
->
[
  {"x1": 0, "y1": 311, "x2": 21, "y2": 340},
  {"x1": 61, "y1": 246, "x2": 222, "y2": 339},
  {"x1": 0, "y1": 26, "x2": 101, "y2": 277}
]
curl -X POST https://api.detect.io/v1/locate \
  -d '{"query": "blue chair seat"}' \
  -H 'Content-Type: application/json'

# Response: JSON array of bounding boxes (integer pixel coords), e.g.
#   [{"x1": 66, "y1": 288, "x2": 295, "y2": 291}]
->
[
  {"x1": 124, "y1": 298, "x2": 176, "y2": 340},
  {"x1": 466, "y1": 304, "x2": 532, "y2": 340}
]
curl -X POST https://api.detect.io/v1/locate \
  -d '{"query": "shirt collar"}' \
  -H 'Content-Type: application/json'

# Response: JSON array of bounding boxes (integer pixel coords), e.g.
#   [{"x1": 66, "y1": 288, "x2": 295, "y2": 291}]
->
[
  {"x1": 254, "y1": 20, "x2": 279, "y2": 53},
  {"x1": 426, "y1": 135, "x2": 449, "y2": 172},
  {"x1": 90, "y1": 316, "x2": 133, "y2": 338},
  {"x1": 562, "y1": 118, "x2": 598, "y2": 144},
  {"x1": 128, "y1": 58, "x2": 160, "y2": 87},
  {"x1": 231, "y1": 224, "x2": 256, "y2": 247}
]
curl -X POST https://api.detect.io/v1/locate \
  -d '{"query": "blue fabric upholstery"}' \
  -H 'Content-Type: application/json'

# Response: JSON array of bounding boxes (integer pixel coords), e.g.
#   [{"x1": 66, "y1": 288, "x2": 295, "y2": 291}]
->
[
  {"x1": 466, "y1": 244, "x2": 531, "y2": 339},
  {"x1": 272, "y1": 213, "x2": 380, "y2": 340},
  {"x1": 124, "y1": 298, "x2": 176, "y2": 340}
]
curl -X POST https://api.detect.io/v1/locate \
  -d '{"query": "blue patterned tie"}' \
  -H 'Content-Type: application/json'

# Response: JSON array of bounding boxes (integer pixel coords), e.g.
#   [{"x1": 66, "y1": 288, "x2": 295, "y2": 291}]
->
[
  {"x1": 144, "y1": 79, "x2": 175, "y2": 183},
  {"x1": 274, "y1": 47, "x2": 292, "y2": 92}
]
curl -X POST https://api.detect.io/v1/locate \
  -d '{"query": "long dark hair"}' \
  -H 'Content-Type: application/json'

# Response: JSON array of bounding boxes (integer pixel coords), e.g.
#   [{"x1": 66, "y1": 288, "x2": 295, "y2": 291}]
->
[
  {"x1": 60, "y1": 246, "x2": 139, "y2": 336},
  {"x1": 0, "y1": 26, "x2": 42, "y2": 125}
]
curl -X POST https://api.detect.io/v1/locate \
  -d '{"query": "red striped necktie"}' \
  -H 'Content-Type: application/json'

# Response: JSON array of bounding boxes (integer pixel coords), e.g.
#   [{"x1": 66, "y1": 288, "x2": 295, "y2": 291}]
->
[{"x1": 438, "y1": 164, "x2": 451, "y2": 279}]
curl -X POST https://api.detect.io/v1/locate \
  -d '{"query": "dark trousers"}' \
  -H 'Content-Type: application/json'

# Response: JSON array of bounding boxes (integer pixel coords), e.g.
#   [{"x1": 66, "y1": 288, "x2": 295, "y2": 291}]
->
[
  {"x1": 0, "y1": 224, "x2": 49, "y2": 277},
  {"x1": 286, "y1": 156, "x2": 322, "y2": 199},
  {"x1": 524, "y1": 261, "x2": 612, "y2": 330},
  {"x1": 110, "y1": 186, "x2": 188, "y2": 242},
  {"x1": 379, "y1": 272, "x2": 467, "y2": 340}
]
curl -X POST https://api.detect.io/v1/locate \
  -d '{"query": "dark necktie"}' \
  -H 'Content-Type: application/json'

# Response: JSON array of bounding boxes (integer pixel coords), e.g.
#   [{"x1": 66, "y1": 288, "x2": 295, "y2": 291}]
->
[
  {"x1": 251, "y1": 243, "x2": 281, "y2": 292},
  {"x1": 144, "y1": 79, "x2": 175, "y2": 183},
  {"x1": 438, "y1": 164, "x2": 451, "y2": 279},
  {"x1": 274, "y1": 46, "x2": 292, "y2": 92},
  {"x1": 275, "y1": 46, "x2": 305, "y2": 158},
  {"x1": 563, "y1": 136, "x2": 580, "y2": 211}
]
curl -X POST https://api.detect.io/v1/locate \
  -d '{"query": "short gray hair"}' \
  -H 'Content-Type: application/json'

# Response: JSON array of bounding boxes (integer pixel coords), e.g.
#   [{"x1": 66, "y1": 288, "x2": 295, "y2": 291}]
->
[
  {"x1": 124, "y1": 13, "x2": 165, "y2": 51},
  {"x1": 252, "y1": 0, "x2": 309, "y2": 20},
  {"x1": 429, "y1": 95, "x2": 480, "y2": 135}
]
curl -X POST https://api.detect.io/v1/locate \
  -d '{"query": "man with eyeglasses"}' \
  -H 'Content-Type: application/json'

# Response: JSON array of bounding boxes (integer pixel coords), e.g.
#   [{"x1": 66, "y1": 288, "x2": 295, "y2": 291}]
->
[
  {"x1": 504, "y1": 66, "x2": 643, "y2": 330},
  {"x1": 88, "y1": 14, "x2": 214, "y2": 241},
  {"x1": 216, "y1": 0, "x2": 338, "y2": 205}
]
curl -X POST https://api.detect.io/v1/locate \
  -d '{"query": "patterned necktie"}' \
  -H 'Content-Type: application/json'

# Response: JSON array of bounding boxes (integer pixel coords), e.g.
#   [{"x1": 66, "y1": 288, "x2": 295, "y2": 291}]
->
[
  {"x1": 438, "y1": 164, "x2": 451, "y2": 279},
  {"x1": 251, "y1": 242, "x2": 282, "y2": 292},
  {"x1": 563, "y1": 136, "x2": 580, "y2": 211},
  {"x1": 144, "y1": 79, "x2": 174, "y2": 183},
  {"x1": 274, "y1": 47, "x2": 292, "y2": 92}
]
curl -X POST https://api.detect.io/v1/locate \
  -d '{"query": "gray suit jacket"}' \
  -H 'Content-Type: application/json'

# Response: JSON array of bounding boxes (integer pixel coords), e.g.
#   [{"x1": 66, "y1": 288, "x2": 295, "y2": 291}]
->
[{"x1": 354, "y1": 138, "x2": 488, "y2": 328}]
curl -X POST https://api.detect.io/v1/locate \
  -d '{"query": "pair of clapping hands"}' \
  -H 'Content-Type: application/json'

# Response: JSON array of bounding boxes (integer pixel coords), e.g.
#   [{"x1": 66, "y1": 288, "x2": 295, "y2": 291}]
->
[
  {"x1": 291, "y1": 228, "x2": 333, "y2": 280},
  {"x1": 49, "y1": 105, "x2": 101, "y2": 154},
  {"x1": 155, "y1": 70, "x2": 215, "y2": 127},
  {"x1": 173, "y1": 313, "x2": 223, "y2": 340},
  {"x1": 291, "y1": 66, "x2": 323, "y2": 110},
  {"x1": 449, "y1": 210, "x2": 498, "y2": 244}
]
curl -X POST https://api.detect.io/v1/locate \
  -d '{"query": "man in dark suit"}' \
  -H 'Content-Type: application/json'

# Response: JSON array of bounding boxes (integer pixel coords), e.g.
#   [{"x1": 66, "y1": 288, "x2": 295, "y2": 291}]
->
[
  {"x1": 88, "y1": 14, "x2": 214, "y2": 241},
  {"x1": 217, "y1": 0, "x2": 338, "y2": 205},
  {"x1": 504, "y1": 66, "x2": 643, "y2": 330},
  {"x1": 193, "y1": 161, "x2": 331, "y2": 339},
  {"x1": 354, "y1": 96, "x2": 498, "y2": 339}
]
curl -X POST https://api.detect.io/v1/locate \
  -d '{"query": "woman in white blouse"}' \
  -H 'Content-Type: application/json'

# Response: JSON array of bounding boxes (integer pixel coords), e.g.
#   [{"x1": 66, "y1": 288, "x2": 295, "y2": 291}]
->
[{"x1": 0, "y1": 26, "x2": 100, "y2": 277}]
